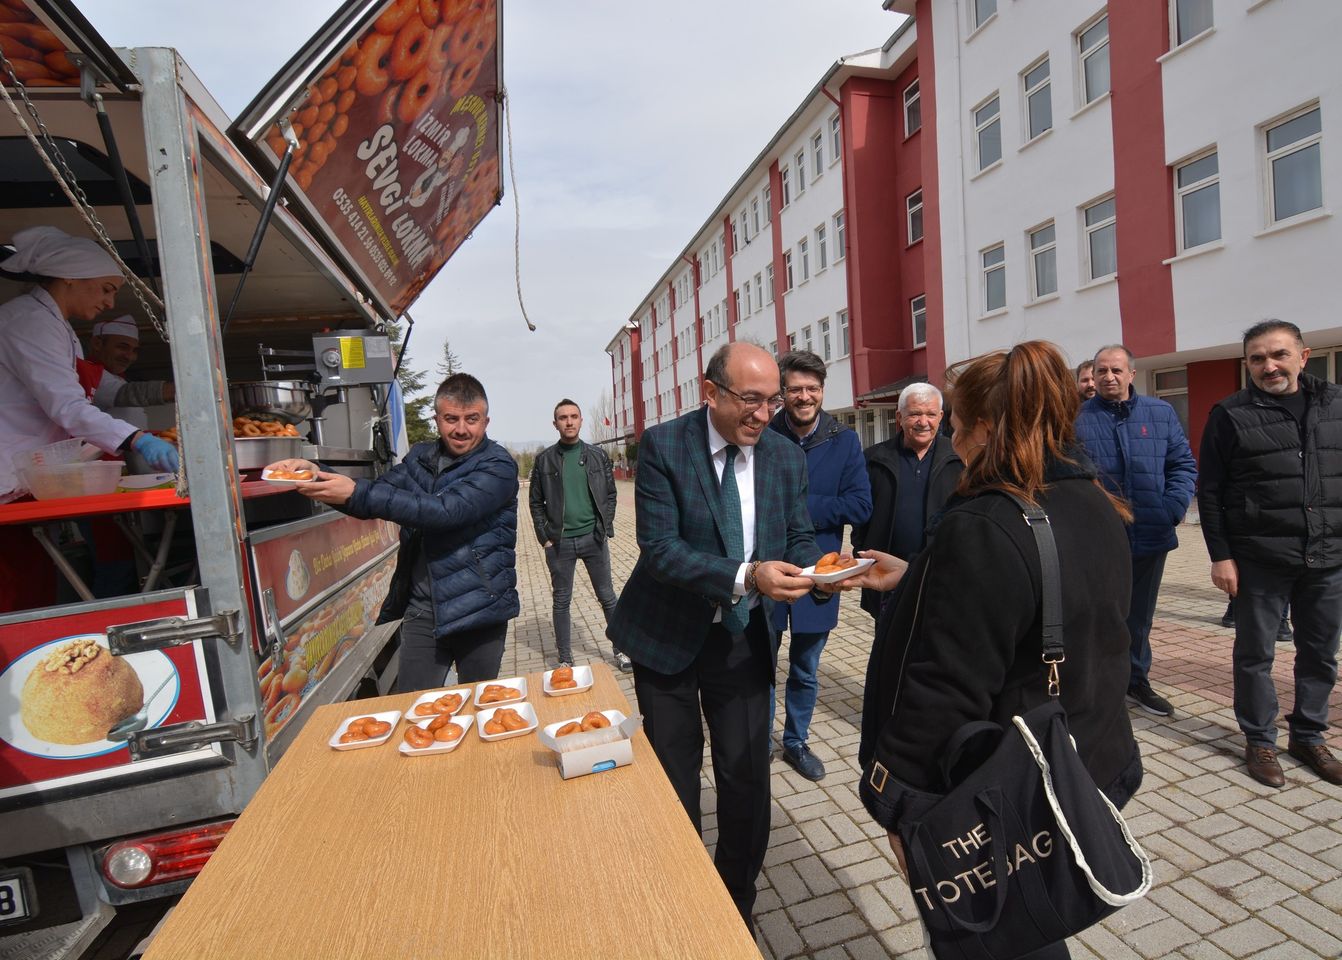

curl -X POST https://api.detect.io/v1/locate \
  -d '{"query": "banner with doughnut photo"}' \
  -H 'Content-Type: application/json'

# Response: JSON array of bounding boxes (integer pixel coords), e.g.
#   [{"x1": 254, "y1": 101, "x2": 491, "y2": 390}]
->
[
  {"x1": 231, "y1": 0, "x2": 503, "y2": 318},
  {"x1": 0, "y1": 0, "x2": 139, "y2": 91}
]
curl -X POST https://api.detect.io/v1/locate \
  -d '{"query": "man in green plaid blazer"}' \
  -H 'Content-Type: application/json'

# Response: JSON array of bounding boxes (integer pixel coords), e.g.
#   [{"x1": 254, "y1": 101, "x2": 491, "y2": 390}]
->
[{"x1": 608, "y1": 342, "x2": 819, "y2": 930}]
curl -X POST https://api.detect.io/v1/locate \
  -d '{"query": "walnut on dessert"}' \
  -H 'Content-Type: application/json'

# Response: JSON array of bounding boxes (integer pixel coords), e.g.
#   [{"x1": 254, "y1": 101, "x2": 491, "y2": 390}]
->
[{"x1": 42, "y1": 640, "x2": 102, "y2": 674}]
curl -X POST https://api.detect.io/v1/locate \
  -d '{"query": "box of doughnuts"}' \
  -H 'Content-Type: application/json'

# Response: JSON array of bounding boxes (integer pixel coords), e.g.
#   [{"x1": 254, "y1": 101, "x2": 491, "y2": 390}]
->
[{"x1": 537, "y1": 710, "x2": 642, "y2": 781}]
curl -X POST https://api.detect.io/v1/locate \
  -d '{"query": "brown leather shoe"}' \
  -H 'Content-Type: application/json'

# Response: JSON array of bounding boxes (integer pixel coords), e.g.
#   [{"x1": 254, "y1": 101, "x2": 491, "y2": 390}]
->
[
  {"x1": 1287, "y1": 740, "x2": 1342, "y2": 786},
  {"x1": 1245, "y1": 744, "x2": 1286, "y2": 788}
]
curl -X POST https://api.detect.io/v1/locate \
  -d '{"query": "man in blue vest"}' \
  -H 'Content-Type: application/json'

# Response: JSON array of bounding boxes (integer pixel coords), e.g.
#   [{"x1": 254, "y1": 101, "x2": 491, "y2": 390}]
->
[
  {"x1": 1076, "y1": 345, "x2": 1197, "y2": 718},
  {"x1": 768, "y1": 350, "x2": 871, "y2": 781},
  {"x1": 1199, "y1": 321, "x2": 1342, "y2": 788}
]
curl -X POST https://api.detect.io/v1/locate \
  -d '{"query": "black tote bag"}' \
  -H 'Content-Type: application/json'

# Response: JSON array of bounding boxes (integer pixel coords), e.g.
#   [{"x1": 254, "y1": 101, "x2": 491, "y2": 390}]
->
[{"x1": 893, "y1": 495, "x2": 1152, "y2": 959}]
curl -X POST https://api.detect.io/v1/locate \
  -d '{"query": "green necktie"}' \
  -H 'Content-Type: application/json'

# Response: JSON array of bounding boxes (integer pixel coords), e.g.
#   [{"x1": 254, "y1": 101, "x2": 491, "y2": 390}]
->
[{"x1": 720, "y1": 445, "x2": 749, "y2": 633}]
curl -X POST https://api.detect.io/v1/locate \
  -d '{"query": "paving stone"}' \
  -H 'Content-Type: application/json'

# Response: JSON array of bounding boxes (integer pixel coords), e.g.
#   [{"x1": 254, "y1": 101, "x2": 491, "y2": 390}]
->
[
  {"x1": 1257, "y1": 902, "x2": 1342, "y2": 958},
  {"x1": 819, "y1": 840, "x2": 883, "y2": 870},
  {"x1": 876, "y1": 922, "x2": 930, "y2": 959},
  {"x1": 822, "y1": 812, "x2": 867, "y2": 846},
  {"x1": 793, "y1": 855, "x2": 842, "y2": 897},
  {"x1": 1278, "y1": 894, "x2": 1342, "y2": 940},
  {"x1": 1140, "y1": 834, "x2": 1208, "y2": 872},
  {"x1": 1171, "y1": 877, "x2": 1250, "y2": 924},
  {"x1": 1077, "y1": 924, "x2": 1145, "y2": 960},
  {"x1": 1207, "y1": 917, "x2": 1286, "y2": 955},
  {"x1": 810, "y1": 946, "x2": 847, "y2": 960},
  {"x1": 1311, "y1": 877, "x2": 1342, "y2": 911},
  {"x1": 765, "y1": 862, "x2": 810, "y2": 908},
  {"x1": 1212, "y1": 825, "x2": 1274, "y2": 855},
  {"x1": 1239, "y1": 850, "x2": 1316, "y2": 895},
  {"x1": 758, "y1": 907, "x2": 805, "y2": 959},
  {"x1": 843, "y1": 934, "x2": 891, "y2": 960},
  {"x1": 1179, "y1": 941, "x2": 1236, "y2": 960},
  {"x1": 833, "y1": 856, "x2": 896, "y2": 887},
  {"x1": 798, "y1": 817, "x2": 841, "y2": 853},
  {"x1": 1126, "y1": 916, "x2": 1201, "y2": 958},
  {"x1": 786, "y1": 892, "x2": 851, "y2": 927},
  {"x1": 1193, "y1": 858, "x2": 1259, "y2": 890},
  {"x1": 798, "y1": 913, "x2": 868, "y2": 951},
  {"x1": 1147, "y1": 884, "x2": 1224, "y2": 935},
  {"x1": 1185, "y1": 811, "x2": 1241, "y2": 839},
  {"x1": 847, "y1": 882, "x2": 898, "y2": 932},
  {"x1": 1229, "y1": 875, "x2": 1295, "y2": 911}
]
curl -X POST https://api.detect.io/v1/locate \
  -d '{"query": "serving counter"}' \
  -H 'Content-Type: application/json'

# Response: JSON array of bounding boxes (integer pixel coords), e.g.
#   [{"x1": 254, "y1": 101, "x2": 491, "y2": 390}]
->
[{"x1": 142, "y1": 664, "x2": 763, "y2": 959}]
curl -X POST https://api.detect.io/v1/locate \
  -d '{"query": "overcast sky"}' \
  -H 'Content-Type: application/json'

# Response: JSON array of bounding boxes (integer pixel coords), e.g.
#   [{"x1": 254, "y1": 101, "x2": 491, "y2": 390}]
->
[{"x1": 80, "y1": 0, "x2": 905, "y2": 447}]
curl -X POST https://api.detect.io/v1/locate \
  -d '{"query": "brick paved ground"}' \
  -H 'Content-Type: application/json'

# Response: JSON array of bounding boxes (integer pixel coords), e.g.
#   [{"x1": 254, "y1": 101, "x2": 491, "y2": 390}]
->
[{"x1": 502, "y1": 482, "x2": 1342, "y2": 959}]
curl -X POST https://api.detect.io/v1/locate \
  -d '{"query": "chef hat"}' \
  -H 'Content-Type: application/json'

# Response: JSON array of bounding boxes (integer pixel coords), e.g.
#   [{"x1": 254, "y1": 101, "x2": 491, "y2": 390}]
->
[
  {"x1": 91, "y1": 316, "x2": 139, "y2": 341},
  {"x1": 1, "y1": 225, "x2": 120, "y2": 280}
]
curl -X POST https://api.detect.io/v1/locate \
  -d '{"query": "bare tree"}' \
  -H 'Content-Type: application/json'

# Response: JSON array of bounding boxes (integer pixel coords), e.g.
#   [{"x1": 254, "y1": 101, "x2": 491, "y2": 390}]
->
[
  {"x1": 435, "y1": 340, "x2": 463, "y2": 381},
  {"x1": 588, "y1": 390, "x2": 616, "y2": 443}
]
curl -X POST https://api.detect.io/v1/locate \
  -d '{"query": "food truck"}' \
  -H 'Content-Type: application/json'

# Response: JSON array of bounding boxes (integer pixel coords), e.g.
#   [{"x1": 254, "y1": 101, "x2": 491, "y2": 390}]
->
[{"x1": 0, "y1": 0, "x2": 501, "y2": 954}]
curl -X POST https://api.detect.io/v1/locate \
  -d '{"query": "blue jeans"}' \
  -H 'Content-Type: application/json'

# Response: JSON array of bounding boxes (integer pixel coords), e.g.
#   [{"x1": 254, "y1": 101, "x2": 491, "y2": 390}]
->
[
  {"x1": 544, "y1": 531, "x2": 618, "y2": 663},
  {"x1": 771, "y1": 630, "x2": 829, "y2": 752},
  {"x1": 1233, "y1": 558, "x2": 1342, "y2": 747},
  {"x1": 1127, "y1": 552, "x2": 1168, "y2": 689}
]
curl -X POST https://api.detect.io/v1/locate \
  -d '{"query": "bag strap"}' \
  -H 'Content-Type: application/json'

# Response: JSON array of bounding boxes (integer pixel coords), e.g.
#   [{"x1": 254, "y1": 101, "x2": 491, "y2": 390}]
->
[{"x1": 999, "y1": 491, "x2": 1065, "y2": 697}]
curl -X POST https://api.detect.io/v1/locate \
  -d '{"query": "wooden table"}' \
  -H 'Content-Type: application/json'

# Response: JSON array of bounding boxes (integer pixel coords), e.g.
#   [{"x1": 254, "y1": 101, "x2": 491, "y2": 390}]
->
[{"x1": 143, "y1": 665, "x2": 762, "y2": 959}]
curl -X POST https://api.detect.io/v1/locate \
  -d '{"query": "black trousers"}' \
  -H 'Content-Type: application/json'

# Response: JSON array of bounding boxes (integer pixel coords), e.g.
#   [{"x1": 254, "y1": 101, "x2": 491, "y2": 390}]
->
[
  {"x1": 632, "y1": 608, "x2": 773, "y2": 927},
  {"x1": 395, "y1": 605, "x2": 507, "y2": 693}
]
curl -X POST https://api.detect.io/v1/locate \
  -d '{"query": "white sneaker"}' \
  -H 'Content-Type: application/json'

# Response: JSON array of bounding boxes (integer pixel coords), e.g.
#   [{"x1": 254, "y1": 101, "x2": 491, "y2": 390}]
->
[{"x1": 615, "y1": 652, "x2": 632, "y2": 673}]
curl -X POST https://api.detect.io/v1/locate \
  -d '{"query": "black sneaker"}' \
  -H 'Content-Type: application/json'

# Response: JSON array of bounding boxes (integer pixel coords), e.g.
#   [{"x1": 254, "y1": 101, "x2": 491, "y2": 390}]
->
[
  {"x1": 1127, "y1": 684, "x2": 1173, "y2": 717},
  {"x1": 1276, "y1": 621, "x2": 1293, "y2": 643},
  {"x1": 781, "y1": 744, "x2": 826, "y2": 781},
  {"x1": 1220, "y1": 609, "x2": 1234, "y2": 628}
]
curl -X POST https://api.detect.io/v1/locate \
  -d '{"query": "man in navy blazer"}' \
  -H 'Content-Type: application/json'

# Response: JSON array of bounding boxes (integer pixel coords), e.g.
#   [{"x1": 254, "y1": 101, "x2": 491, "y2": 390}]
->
[{"x1": 608, "y1": 342, "x2": 819, "y2": 929}]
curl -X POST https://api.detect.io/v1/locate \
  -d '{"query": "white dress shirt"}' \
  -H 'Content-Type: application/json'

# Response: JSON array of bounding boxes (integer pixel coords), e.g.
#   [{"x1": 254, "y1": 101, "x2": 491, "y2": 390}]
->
[
  {"x1": 0, "y1": 288, "x2": 138, "y2": 496},
  {"x1": 704, "y1": 412, "x2": 755, "y2": 605}
]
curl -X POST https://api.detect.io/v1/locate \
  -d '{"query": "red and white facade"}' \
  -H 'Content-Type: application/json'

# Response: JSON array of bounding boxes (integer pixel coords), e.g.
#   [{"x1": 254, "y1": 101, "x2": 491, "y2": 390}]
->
[{"x1": 607, "y1": 0, "x2": 1341, "y2": 459}]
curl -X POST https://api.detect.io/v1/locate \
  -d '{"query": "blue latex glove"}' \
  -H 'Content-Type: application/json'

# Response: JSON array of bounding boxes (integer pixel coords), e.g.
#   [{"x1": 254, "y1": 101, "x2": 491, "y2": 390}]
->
[{"x1": 131, "y1": 432, "x2": 180, "y2": 473}]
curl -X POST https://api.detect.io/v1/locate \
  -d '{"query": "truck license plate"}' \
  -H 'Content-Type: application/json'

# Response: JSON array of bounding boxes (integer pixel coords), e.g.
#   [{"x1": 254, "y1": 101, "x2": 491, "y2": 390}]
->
[{"x1": 0, "y1": 868, "x2": 34, "y2": 925}]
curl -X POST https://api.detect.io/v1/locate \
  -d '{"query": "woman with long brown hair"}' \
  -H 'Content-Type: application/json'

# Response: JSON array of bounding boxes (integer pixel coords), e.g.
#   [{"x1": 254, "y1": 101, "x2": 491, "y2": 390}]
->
[{"x1": 836, "y1": 340, "x2": 1142, "y2": 959}]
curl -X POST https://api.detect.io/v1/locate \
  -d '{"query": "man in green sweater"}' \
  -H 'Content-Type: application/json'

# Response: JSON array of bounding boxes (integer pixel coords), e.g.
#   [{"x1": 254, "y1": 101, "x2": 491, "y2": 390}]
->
[{"x1": 529, "y1": 399, "x2": 624, "y2": 669}]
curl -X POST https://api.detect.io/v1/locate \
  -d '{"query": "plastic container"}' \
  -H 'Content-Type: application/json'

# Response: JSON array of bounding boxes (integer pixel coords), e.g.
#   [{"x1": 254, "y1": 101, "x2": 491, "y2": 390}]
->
[
  {"x1": 20, "y1": 461, "x2": 125, "y2": 500},
  {"x1": 13, "y1": 438, "x2": 90, "y2": 471}
]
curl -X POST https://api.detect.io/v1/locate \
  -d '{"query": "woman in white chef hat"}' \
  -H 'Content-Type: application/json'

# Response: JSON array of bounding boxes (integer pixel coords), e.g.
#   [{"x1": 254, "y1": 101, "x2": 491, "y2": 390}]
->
[
  {"x1": 0, "y1": 227, "x2": 181, "y2": 612},
  {"x1": 0, "y1": 225, "x2": 179, "y2": 500}
]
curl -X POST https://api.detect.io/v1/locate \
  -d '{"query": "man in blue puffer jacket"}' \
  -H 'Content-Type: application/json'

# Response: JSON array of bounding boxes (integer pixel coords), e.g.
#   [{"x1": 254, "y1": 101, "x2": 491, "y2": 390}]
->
[
  {"x1": 272, "y1": 373, "x2": 519, "y2": 692},
  {"x1": 1076, "y1": 345, "x2": 1197, "y2": 717}
]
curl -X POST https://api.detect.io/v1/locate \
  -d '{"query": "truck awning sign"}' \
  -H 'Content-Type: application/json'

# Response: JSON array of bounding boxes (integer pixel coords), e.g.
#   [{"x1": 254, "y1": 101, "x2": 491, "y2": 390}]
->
[{"x1": 230, "y1": 0, "x2": 504, "y2": 319}]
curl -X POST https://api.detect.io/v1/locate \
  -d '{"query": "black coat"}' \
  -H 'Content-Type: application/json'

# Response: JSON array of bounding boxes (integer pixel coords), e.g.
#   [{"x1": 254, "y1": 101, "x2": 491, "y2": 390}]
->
[
  {"x1": 851, "y1": 433, "x2": 963, "y2": 617},
  {"x1": 858, "y1": 453, "x2": 1143, "y2": 832},
  {"x1": 528, "y1": 439, "x2": 617, "y2": 545},
  {"x1": 1198, "y1": 374, "x2": 1342, "y2": 569}
]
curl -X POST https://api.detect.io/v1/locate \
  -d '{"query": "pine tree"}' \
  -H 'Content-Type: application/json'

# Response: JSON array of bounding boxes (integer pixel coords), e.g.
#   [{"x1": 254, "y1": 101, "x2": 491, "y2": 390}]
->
[{"x1": 386, "y1": 320, "x2": 433, "y2": 444}]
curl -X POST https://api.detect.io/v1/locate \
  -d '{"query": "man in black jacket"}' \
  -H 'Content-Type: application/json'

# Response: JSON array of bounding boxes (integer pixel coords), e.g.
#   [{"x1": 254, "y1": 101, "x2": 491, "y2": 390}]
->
[
  {"x1": 851, "y1": 382, "x2": 962, "y2": 618},
  {"x1": 1199, "y1": 320, "x2": 1342, "y2": 788},
  {"x1": 529, "y1": 399, "x2": 623, "y2": 669}
]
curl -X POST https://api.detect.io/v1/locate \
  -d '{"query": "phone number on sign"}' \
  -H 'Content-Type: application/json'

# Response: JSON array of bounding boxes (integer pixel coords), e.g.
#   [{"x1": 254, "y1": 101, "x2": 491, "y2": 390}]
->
[{"x1": 332, "y1": 187, "x2": 397, "y2": 282}]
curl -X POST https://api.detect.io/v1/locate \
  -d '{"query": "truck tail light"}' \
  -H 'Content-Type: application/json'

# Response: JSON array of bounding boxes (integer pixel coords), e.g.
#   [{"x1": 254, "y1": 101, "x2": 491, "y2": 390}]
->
[{"x1": 101, "y1": 820, "x2": 236, "y2": 889}]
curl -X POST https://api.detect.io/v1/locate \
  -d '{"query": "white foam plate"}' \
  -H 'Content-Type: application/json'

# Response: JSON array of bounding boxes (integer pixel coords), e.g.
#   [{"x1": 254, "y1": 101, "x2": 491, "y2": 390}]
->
[
  {"x1": 328, "y1": 709, "x2": 401, "y2": 750},
  {"x1": 542, "y1": 664, "x2": 595, "y2": 697},
  {"x1": 473, "y1": 676, "x2": 527, "y2": 708},
  {"x1": 405, "y1": 687, "x2": 471, "y2": 721},
  {"x1": 541, "y1": 709, "x2": 626, "y2": 740},
  {"x1": 399, "y1": 715, "x2": 471, "y2": 755},
  {"x1": 261, "y1": 467, "x2": 318, "y2": 485},
  {"x1": 475, "y1": 702, "x2": 539, "y2": 742},
  {"x1": 799, "y1": 557, "x2": 876, "y2": 584}
]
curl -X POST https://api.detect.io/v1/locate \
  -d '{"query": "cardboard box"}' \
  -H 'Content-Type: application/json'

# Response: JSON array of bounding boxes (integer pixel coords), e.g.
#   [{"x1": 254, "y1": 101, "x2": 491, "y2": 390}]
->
[{"x1": 538, "y1": 711, "x2": 642, "y2": 780}]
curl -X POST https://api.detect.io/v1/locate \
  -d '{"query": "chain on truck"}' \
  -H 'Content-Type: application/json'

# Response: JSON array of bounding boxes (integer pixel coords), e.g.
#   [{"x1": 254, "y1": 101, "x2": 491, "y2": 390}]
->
[{"x1": 0, "y1": 0, "x2": 505, "y2": 955}]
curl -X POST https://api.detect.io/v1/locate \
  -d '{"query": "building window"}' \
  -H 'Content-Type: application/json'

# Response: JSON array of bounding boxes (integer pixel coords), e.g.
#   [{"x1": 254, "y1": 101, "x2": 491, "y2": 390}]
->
[
  {"x1": 767, "y1": 264, "x2": 775, "y2": 302},
  {"x1": 820, "y1": 317, "x2": 832, "y2": 360},
  {"x1": 911, "y1": 295, "x2": 927, "y2": 347},
  {"x1": 802, "y1": 324, "x2": 813, "y2": 352},
  {"x1": 754, "y1": 272, "x2": 763, "y2": 311},
  {"x1": 1153, "y1": 367, "x2": 1190, "y2": 435},
  {"x1": 795, "y1": 150, "x2": 807, "y2": 195},
  {"x1": 816, "y1": 223, "x2": 828, "y2": 270},
  {"x1": 838, "y1": 309, "x2": 849, "y2": 356},
  {"x1": 906, "y1": 189, "x2": 924, "y2": 244},
  {"x1": 784, "y1": 250, "x2": 794, "y2": 291},
  {"x1": 733, "y1": 289, "x2": 741, "y2": 322},
  {"x1": 731, "y1": 218, "x2": 739, "y2": 253},
  {"x1": 787, "y1": 332, "x2": 797, "y2": 351},
  {"x1": 781, "y1": 165, "x2": 791, "y2": 207},
  {"x1": 711, "y1": 240, "x2": 720, "y2": 274},
  {"x1": 763, "y1": 184, "x2": 772, "y2": 222},
  {"x1": 1022, "y1": 56, "x2": 1052, "y2": 141},
  {"x1": 904, "y1": 79, "x2": 921, "y2": 135},
  {"x1": 1083, "y1": 195, "x2": 1117, "y2": 281},
  {"x1": 1028, "y1": 222, "x2": 1057, "y2": 299},
  {"x1": 1265, "y1": 105, "x2": 1322, "y2": 224},
  {"x1": 742, "y1": 279, "x2": 752, "y2": 316},
  {"x1": 1172, "y1": 0, "x2": 1212, "y2": 46},
  {"x1": 751, "y1": 198, "x2": 761, "y2": 235},
  {"x1": 981, "y1": 244, "x2": 1006, "y2": 313},
  {"x1": 740, "y1": 208, "x2": 749, "y2": 244},
  {"x1": 1078, "y1": 13, "x2": 1110, "y2": 105},
  {"x1": 1175, "y1": 150, "x2": 1220, "y2": 250},
  {"x1": 834, "y1": 210, "x2": 846, "y2": 260},
  {"x1": 973, "y1": 0, "x2": 997, "y2": 30},
  {"x1": 974, "y1": 95, "x2": 1002, "y2": 171},
  {"x1": 799, "y1": 237, "x2": 810, "y2": 282},
  {"x1": 829, "y1": 112, "x2": 841, "y2": 161},
  {"x1": 811, "y1": 131, "x2": 824, "y2": 178}
]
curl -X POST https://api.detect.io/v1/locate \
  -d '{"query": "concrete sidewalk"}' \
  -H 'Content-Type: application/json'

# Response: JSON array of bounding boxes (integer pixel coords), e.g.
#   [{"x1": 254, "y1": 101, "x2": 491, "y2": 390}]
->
[{"x1": 501, "y1": 482, "x2": 1342, "y2": 959}]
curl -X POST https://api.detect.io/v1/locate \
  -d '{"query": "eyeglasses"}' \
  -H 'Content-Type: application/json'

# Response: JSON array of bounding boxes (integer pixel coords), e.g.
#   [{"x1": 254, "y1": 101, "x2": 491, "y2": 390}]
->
[
  {"x1": 784, "y1": 385, "x2": 823, "y2": 398},
  {"x1": 711, "y1": 381, "x2": 783, "y2": 414}
]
